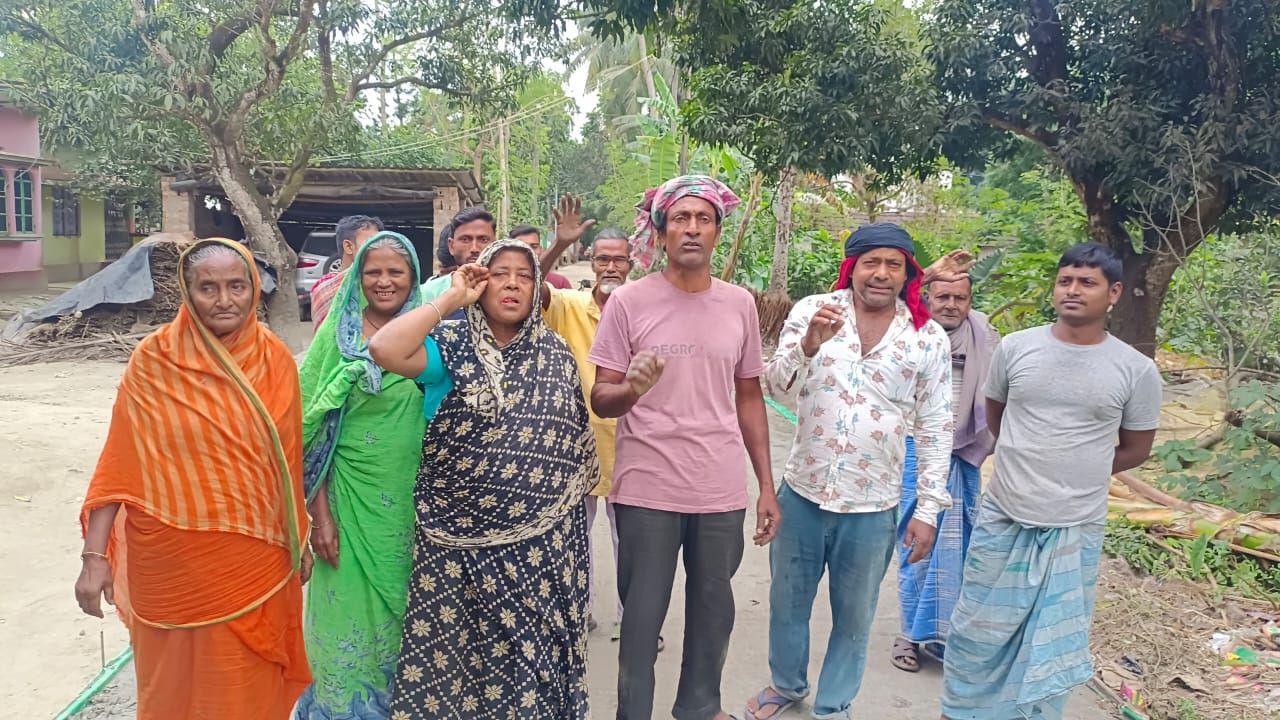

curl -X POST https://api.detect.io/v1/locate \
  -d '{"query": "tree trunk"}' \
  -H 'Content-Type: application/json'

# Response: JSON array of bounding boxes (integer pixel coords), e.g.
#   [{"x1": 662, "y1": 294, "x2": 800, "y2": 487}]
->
[
  {"x1": 720, "y1": 173, "x2": 764, "y2": 282},
  {"x1": 530, "y1": 129, "x2": 541, "y2": 223},
  {"x1": 498, "y1": 120, "x2": 511, "y2": 232},
  {"x1": 208, "y1": 142, "x2": 306, "y2": 351},
  {"x1": 637, "y1": 34, "x2": 659, "y2": 113},
  {"x1": 672, "y1": 72, "x2": 690, "y2": 175},
  {"x1": 767, "y1": 167, "x2": 797, "y2": 295},
  {"x1": 1108, "y1": 242, "x2": 1181, "y2": 358}
]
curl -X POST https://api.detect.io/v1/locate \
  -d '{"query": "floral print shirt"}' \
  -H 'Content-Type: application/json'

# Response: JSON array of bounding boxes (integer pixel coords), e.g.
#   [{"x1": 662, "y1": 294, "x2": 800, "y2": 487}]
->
[{"x1": 765, "y1": 291, "x2": 954, "y2": 526}]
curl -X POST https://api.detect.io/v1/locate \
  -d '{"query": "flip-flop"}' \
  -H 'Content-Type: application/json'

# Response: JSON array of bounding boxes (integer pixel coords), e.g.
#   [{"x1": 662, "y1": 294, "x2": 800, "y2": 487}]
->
[
  {"x1": 891, "y1": 636, "x2": 920, "y2": 673},
  {"x1": 744, "y1": 687, "x2": 795, "y2": 720}
]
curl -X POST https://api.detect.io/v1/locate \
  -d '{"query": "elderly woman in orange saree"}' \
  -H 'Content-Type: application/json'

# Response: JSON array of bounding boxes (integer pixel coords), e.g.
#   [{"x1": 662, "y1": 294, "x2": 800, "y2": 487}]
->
[{"x1": 74, "y1": 237, "x2": 313, "y2": 720}]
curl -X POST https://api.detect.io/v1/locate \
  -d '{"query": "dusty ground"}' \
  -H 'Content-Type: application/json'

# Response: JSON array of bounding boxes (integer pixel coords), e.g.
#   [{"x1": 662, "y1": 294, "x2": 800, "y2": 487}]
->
[
  {"x1": 0, "y1": 360, "x2": 131, "y2": 718},
  {"x1": 0, "y1": 264, "x2": 1112, "y2": 719}
]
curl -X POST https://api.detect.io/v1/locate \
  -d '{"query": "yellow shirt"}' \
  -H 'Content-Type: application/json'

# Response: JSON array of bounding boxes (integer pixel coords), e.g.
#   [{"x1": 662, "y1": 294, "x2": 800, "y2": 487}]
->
[{"x1": 544, "y1": 288, "x2": 616, "y2": 496}]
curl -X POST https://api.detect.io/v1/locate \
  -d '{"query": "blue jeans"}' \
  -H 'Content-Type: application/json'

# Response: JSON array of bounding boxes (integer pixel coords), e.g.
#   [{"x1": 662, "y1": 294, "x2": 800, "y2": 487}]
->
[{"x1": 768, "y1": 484, "x2": 897, "y2": 720}]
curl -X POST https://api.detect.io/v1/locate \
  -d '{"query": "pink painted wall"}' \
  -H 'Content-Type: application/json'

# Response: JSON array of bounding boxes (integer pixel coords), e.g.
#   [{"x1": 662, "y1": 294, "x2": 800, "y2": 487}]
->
[
  {"x1": 0, "y1": 105, "x2": 44, "y2": 277},
  {"x1": 0, "y1": 107, "x2": 40, "y2": 159},
  {"x1": 0, "y1": 236, "x2": 42, "y2": 274}
]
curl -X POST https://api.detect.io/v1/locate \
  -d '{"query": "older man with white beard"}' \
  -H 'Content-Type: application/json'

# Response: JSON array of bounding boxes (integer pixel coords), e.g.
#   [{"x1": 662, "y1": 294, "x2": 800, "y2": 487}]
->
[
  {"x1": 891, "y1": 274, "x2": 1000, "y2": 673},
  {"x1": 539, "y1": 193, "x2": 631, "y2": 635}
]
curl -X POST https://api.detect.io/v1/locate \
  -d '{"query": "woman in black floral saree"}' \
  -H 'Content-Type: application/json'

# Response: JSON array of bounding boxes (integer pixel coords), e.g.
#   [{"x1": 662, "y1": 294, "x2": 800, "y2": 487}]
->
[{"x1": 371, "y1": 238, "x2": 598, "y2": 720}]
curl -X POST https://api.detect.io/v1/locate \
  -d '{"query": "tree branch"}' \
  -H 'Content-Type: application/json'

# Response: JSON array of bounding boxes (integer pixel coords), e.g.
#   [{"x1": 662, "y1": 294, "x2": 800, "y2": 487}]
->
[
  {"x1": 346, "y1": 7, "x2": 479, "y2": 101},
  {"x1": 1225, "y1": 409, "x2": 1280, "y2": 449},
  {"x1": 316, "y1": 0, "x2": 337, "y2": 103},
  {"x1": 5, "y1": 12, "x2": 75, "y2": 55},
  {"x1": 128, "y1": 0, "x2": 178, "y2": 69},
  {"x1": 209, "y1": 18, "x2": 254, "y2": 60},
  {"x1": 224, "y1": 0, "x2": 317, "y2": 143},
  {"x1": 1025, "y1": 0, "x2": 1069, "y2": 87},
  {"x1": 979, "y1": 111, "x2": 1059, "y2": 152}
]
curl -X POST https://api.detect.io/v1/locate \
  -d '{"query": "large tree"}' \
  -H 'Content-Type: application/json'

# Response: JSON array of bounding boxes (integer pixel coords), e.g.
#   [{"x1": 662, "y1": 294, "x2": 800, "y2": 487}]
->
[
  {"x1": 672, "y1": 0, "x2": 941, "y2": 295},
  {"x1": 0, "y1": 0, "x2": 565, "y2": 347},
  {"x1": 929, "y1": 0, "x2": 1280, "y2": 356}
]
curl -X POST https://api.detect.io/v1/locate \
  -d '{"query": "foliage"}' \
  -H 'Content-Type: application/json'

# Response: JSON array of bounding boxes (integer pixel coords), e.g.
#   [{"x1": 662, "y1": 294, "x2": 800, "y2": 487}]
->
[
  {"x1": 903, "y1": 165, "x2": 1087, "y2": 334},
  {"x1": 599, "y1": 73, "x2": 751, "y2": 231},
  {"x1": 928, "y1": 0, "x2": 1280, "y2": 353},
  {"x1": 480, "y1": 74, "x2": 576, "y2": 230},
  {"x1": 1104, "y1": 521, "x2": 1280, "y2": 603},
  {"x1": 1161, "y1": 229, "x2": 1280, "y2": 367},
  {"x1": 675, "y1": 0, "x2": 940, "y2": 181},
  {"x1": 0, "y1": 0, "x2": 561, "y2": 185},
  {"x1": 1156, "y1": 380, "x2": 1280, "y2": 514},
  {"x1": 569, "y1": 29, "x2": 676, "y2": 121}
]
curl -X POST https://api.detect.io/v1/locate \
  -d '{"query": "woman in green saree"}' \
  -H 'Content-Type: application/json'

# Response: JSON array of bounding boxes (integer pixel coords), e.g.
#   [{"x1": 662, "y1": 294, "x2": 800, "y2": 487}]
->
[{"x1": 295, "y1": 231, "x2": 427, "y2": 719}]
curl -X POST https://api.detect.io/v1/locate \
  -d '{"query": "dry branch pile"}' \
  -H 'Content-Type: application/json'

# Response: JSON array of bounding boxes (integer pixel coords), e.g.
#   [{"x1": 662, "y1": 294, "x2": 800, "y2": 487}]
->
[{"x1": 0, "y1": 237, "x2": 191, "y2": 367}]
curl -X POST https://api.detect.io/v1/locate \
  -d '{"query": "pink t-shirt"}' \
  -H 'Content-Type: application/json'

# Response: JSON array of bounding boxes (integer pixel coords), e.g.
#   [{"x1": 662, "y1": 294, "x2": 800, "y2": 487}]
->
[{"x1": 589, "y1": 272, "x2": 764, "y2": 513}]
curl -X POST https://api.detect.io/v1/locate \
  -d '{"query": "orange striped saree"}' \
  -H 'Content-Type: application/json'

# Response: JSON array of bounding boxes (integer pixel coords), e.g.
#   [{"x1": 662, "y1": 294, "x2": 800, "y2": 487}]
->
[{"x1": 81, "y1": 238, "x2": 311, "y2": 719}]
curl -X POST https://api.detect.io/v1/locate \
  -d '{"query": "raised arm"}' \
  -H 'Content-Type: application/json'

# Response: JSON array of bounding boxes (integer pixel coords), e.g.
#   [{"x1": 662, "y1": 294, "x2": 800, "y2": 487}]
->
[
  {"x1": 920, "y1": 248, "x2": 976, "y2": 285},
  {"x1": 541, "y1": 193, "x2": 597, "y2": 279},
  {"x1": 369, "y1": 265, "x2": 486, "y2": 379},
  {"x1": 591, "y1": 355, "x2": 664, "y2": 418},
  {"x1": 763, "y1": 298, "x2": 843, "y2": 400}
]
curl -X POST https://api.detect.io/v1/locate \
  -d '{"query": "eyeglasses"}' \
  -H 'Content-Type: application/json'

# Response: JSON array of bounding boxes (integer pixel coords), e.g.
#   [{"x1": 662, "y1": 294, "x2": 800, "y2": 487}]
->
[{"x1": 592, "y1": 256, "x2": 632, "y2": 268}]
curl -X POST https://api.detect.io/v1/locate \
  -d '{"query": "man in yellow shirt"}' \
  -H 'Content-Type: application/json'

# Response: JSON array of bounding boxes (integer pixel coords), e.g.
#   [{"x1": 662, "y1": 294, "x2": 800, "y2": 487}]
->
[{"x1": 540, "y1": 194, "x2": 633, "y2": 637}]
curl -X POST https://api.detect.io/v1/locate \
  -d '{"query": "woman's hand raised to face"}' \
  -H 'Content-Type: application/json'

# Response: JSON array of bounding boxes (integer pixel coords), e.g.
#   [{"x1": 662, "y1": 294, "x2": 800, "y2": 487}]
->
[{"x1": 451, "y1": 264, "x2": 489, "y2": 306}]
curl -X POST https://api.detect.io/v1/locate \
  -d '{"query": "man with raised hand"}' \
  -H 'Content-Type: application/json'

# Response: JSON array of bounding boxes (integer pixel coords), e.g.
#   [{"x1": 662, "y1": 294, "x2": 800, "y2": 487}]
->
[{"x1": 746, "y1": 223, "x2": 953, "y2": 720}]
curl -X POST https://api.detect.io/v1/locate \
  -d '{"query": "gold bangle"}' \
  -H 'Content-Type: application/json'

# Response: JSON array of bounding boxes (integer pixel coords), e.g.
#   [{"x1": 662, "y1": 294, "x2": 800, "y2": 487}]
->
[
  {"x1": 426, "y1": 301, "x2": 443, "y2": 322},
  {"x1": 81, "y1": 551, "x2": 109, "y2": 562}
]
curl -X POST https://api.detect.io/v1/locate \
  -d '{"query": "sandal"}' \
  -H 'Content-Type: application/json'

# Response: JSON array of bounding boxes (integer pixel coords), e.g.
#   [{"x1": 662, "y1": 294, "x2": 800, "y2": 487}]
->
[
  {"x1": 744, "y1": 687, "x2": 795, "y2": 720},
  {"x1": 891, "y1": 637, "x2": 920, "y2": 673},
  {"x1": 608, "y1": 624, "x2": 664, "y2": 654}
]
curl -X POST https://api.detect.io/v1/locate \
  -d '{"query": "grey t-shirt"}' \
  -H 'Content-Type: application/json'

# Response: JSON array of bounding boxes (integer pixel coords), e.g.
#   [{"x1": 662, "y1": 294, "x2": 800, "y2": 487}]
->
[{"x1": 984, "y1": 325, "x2": 1162, "y2": 527}]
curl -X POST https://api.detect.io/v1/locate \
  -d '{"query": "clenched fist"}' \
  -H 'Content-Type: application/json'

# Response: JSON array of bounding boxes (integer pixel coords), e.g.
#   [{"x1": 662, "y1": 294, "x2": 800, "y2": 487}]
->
[
  {"x1": 626, "y1": 351, "x2": 666, "y2": 398},
  {"x1": 801, "y1": 304, "x2": 844, "y2": 357}
]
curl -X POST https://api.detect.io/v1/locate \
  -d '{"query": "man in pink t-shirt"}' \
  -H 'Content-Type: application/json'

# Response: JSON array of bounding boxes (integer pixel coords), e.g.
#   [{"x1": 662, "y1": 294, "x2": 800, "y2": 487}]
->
[{"x1": 590, "y1": 175, "x2": 780, "y2": 720}]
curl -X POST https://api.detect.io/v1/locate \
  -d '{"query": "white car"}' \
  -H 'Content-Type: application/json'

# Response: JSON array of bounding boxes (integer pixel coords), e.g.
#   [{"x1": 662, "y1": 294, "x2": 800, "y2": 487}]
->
[{"x1": 295, "y1": 231, "x2": 341, "y2": 318}]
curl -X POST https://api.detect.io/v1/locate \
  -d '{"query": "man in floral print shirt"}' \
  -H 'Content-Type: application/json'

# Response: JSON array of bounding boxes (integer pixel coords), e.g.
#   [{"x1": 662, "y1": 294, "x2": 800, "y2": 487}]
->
[{"x1": 744, "y1": 223, "x2": 954, "y2": 720}]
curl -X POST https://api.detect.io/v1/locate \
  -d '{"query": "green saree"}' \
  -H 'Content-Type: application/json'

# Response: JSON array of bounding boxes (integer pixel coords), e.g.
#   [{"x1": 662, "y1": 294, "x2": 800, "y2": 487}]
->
[{"x1": 296, "y1": 232, "x2": 426, "y2": 719}]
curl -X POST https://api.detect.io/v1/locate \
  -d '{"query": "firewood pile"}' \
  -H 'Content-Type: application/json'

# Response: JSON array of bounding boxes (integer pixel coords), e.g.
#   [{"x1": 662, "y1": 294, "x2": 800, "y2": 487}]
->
[{"x1": 0, "y1": 235, "x2": 194, "y2": 367}]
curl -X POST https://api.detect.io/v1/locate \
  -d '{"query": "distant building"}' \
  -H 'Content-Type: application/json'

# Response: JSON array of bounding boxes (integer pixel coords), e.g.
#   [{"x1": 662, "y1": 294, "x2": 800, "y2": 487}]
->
[
  {"x1": 160, "y1": 166, "x2": 484, "y2": 275},
  {"x1": 0, "y1": 98, "x2": 131, "y2": 291}
]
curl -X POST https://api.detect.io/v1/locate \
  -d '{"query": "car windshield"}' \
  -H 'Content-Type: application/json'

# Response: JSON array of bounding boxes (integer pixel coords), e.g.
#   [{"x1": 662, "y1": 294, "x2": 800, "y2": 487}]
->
[{"x1": 302, "y1": 232, "x2": 337, "y2": 257}]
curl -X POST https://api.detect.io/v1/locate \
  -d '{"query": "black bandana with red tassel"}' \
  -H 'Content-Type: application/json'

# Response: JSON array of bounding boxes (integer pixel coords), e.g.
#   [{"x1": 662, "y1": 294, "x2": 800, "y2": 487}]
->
[{"x1": 833, "y1": 223, "x2": 931, "y2": 330}]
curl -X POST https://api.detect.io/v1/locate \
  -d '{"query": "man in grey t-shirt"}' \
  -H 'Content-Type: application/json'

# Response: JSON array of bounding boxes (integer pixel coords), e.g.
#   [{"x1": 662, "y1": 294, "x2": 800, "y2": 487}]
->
[{"x1": 941, "y1": 243, "x2": 1161, "y2": 720}]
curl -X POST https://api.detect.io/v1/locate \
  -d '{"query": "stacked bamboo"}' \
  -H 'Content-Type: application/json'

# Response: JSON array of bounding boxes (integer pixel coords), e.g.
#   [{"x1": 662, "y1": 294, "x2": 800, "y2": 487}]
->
[{"x1": 1109, "y1": 472, "x2": 1280, "y2": 562}]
